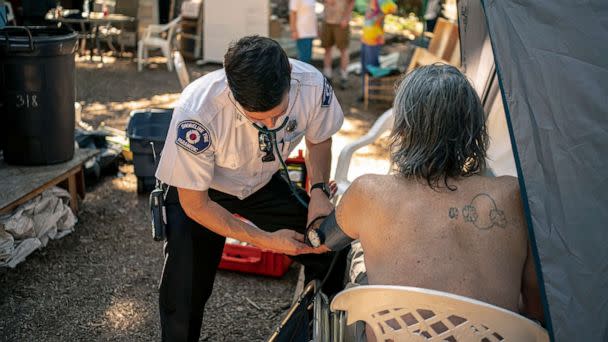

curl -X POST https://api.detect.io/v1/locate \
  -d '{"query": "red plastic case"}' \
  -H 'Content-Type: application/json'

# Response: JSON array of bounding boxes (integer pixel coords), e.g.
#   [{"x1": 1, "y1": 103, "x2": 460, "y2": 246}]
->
[{"x1": 218, "y1": 243, "x2": 293, "y2": 278}]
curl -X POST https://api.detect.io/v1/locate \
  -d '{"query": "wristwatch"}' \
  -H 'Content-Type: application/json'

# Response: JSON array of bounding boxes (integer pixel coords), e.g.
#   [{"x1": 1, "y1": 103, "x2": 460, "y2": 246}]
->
[
  {"x1": 306, "y1": 226, "x2": 324, "y2": 248},
  {"x1": 305, "y1": 215, "x2": 327, "y2": 248},
  {"x1": 310, "y1": 182, "x2": 330, "y2": 198}
]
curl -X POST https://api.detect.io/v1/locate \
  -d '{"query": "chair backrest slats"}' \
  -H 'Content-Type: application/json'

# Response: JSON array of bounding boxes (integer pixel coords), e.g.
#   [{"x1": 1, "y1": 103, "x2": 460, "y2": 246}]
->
[{"x1": 330, "y1": 285, "x2": 549, "y2": 342}]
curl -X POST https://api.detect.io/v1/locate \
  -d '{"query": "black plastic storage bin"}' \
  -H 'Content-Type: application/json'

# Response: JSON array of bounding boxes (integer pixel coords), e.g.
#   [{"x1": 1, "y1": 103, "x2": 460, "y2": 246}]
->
[
  {"x1": 127, "y1": 108, "x2": 173, "y2": 193},
  {"x1": 0, "y1": 26, "x2": 78, "y2": 165}
]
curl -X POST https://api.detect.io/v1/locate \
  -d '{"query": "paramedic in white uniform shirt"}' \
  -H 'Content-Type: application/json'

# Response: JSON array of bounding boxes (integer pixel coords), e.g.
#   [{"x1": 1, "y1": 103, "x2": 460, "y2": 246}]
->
[{"x1": 155, "y1": 36, "x2": 348, "y2": 341}]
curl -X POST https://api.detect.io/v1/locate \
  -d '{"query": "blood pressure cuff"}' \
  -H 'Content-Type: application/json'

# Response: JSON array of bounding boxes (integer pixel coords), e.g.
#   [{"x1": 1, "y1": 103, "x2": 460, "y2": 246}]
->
[{"x1": 318, "y1": 210, "x2": 354, "y2": 251}]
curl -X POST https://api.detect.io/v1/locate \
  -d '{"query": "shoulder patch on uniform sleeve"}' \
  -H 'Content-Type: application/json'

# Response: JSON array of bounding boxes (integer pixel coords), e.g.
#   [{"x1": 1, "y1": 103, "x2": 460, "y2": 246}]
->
[
  {"x1": 175, "y1": 120, "x2": 212, "y2": 154},
  {"x1": 321, "y1": 77, "x2": 333, "y2": 107}
]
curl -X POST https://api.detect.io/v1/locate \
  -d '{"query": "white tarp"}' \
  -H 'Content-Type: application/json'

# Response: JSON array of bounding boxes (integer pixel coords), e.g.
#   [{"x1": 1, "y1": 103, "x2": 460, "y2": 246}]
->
[{"x1": 0, "y1": 186, "x2": 77, "y2": 268}]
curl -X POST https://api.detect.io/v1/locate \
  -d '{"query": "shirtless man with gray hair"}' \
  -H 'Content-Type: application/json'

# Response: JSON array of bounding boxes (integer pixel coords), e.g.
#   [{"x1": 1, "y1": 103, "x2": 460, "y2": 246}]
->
[{"x1": 311, "y1": 64, "x2": 544, "y2": 322}]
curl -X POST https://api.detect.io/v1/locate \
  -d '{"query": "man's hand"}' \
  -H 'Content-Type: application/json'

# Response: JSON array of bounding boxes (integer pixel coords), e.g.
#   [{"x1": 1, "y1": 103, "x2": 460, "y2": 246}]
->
[
  {"x1": 291, "y1": 30, "x2": 299, "y2": 40},
  {"x1": 307, "y1": 189, "x2": 334, "y2": 227},
  {"x1": 340, "y1": 18, "x2": 349, "y2": 29},
  {"x1": 328, "y1": 180, "x2": 338, "y2": 197},
  {"x1": 261, "y1": 229, "x2": 325, "y2": 256}
]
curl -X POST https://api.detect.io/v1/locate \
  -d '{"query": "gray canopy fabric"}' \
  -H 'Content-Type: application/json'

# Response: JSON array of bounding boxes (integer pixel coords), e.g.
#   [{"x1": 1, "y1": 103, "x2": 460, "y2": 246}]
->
[{"x1": 458, "y1": 1, "x2": 608, "y2": 341}]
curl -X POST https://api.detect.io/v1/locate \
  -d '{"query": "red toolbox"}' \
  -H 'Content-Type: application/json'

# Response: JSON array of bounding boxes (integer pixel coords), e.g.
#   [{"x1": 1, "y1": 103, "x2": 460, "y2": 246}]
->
[
  {"x1": 217, "y1": 152, "x2": 307, "y2": 278},
  {"x1": 218, "y1": 243, "x2": 293, "y2": 278}
]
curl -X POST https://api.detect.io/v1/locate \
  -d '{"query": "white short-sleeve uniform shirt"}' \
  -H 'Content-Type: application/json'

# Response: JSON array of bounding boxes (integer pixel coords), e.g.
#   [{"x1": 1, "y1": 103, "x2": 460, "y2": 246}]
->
[
  {"x1": 156, "y1": 59, "x2": 344, "y2": 200},
  {"x1": 289, "y1": 0, "x2": 318, "y2": 38}
]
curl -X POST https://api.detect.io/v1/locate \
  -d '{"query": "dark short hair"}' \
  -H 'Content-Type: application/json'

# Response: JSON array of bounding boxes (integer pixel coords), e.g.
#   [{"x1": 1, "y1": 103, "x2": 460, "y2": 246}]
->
[
  {"x1": 224, "y1": 35, "x2": 291, "y2": 112},
  {"x1": 390, "y1": 64, "x2": 488, "y2": 190}
]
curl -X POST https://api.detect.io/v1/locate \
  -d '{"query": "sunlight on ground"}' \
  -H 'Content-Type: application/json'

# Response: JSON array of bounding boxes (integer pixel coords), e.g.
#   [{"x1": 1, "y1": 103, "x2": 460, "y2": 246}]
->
[
  {"x1": 76, "y1": 55, "x2": 117, "y2": 69},
  {"x1": 82, "y1": 93, "x2": 180, "y2": 115},
  {"x1": 111, "y1": 172, "x2": 135, "y2": 192},
  {"x1": 104, "y1": 297, "x2": 144, "y2": 332},
  {"x1": 81, "y1": 93, "x2": 181, "y2": 128}
]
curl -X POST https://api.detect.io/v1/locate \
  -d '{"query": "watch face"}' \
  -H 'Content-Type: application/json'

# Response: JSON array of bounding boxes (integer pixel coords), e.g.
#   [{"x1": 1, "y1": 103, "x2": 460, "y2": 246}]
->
[{"x1": 306, "y1": 229, "x2": 321, "y2": 248}]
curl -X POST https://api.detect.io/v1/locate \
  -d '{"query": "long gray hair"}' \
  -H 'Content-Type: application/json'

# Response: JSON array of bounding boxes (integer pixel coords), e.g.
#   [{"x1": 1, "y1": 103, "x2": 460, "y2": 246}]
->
[{"x1": 390, "y1": 64, "x2": 488, "y2": 190}]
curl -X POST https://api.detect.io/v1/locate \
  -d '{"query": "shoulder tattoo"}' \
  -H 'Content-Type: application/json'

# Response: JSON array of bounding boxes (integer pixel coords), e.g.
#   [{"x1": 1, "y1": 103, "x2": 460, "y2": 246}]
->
[{"x1": 449, "y1": 193, "x2": 507, "y2": 230}]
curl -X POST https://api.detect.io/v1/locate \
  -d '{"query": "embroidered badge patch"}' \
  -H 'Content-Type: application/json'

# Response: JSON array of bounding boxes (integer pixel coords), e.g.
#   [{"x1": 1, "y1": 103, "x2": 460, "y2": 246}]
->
[
  {"x1": 286, "y1": 119, "x2": 298, "y2": 132},
  {"x1": 321, "y1": 77, "x2": 333, "y2": 107},
  {"x1": 175, "y1": 120, "x2": 211, "y2": 154}
]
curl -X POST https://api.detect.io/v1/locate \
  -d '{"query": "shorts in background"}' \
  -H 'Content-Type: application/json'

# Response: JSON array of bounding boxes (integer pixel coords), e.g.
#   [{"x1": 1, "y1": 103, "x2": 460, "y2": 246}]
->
[{"x1": 321, "y1": 22, "x2": 350, "y2": 50}]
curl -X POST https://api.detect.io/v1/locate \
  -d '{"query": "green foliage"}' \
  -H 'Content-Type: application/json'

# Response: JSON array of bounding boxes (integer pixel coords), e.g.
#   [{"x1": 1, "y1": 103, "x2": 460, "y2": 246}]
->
[{"x1": 354, "y1": 0, "x2": 424, "y2": 18}]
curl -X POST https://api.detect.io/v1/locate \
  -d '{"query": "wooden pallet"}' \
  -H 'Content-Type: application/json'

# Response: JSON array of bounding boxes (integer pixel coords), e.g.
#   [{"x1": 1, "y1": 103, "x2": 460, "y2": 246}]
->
[{"x1": 0, "y1": 149, "x2": 99, "y2": 215}]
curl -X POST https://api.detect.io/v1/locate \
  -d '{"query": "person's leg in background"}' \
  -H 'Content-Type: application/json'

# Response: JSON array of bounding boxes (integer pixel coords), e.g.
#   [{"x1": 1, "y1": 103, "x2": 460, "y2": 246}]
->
[
  {"x1": 426, "y1": 18, "x2": 438, "y2": 34},
  {"x1": 0, "y1": 4, "x2": 7, "y2": 28},
  {"x1": 296, "y1": 38, "x2": 314, "y2": 64},
  {"x1": 321, "y1": 22, "x2": 335, "y2": 78},
  {"x1": 338, "y1": 47, "x2": 349, "y2": 89},
  {"x1": 360, "y1": 43, "x2": 381, "y2": 98},
  {"x1": 336, "y1": 26, "x2": 351, "y2": 89}
]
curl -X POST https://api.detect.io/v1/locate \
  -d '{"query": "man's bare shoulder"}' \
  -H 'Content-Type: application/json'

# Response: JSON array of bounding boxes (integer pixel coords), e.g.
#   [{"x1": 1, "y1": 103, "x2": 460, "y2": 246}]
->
[
  {"x1": 348, "y1": 174, "x2": 407, "y2": 197},
  {"x1": 481, "y1": 175, "x2": 522, "y2": 200},
  {"x1": 340, "y1": 174, "x2": 400, "y2": 214},
  {"x1": 337, "y1": 174, "x2": 405, "y2": 239}
]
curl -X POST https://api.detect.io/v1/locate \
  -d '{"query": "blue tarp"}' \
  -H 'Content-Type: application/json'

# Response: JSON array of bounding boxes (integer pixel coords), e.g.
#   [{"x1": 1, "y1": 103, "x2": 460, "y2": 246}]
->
[{"x1": 458, "y1": 1, "x2": 608, "y2": 341}]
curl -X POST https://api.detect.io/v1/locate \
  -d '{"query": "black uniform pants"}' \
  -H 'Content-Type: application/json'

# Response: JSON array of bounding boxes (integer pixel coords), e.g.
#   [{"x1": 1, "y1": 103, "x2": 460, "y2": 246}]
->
[{"x1": 159, "y1": 173, "x2": 348, "y2": 342}]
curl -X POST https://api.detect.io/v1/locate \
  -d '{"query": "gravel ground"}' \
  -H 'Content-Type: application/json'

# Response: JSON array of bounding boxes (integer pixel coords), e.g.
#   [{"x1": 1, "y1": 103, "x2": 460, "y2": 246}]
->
[
  {"x1": 0, "y1": 164, "x2": 299, "y2": 341},
  {"x1": 0, "y1": 50, "x2": 392, "y2": 341}
]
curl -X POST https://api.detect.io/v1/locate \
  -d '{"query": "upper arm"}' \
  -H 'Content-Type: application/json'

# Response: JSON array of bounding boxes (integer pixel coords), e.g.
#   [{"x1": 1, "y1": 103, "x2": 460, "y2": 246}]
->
[
  {"x1": 155, "y1": 107, "x2": 215, "y2": 191},
  {"x1": 305, "y1": 77, "x2": 344, "y2": 144},
  {"x1": 177, "y1": 187, "x2": 210, "y2": 216},
  {"x1": 513, "y1": 178, "x2": 544, "y2": 323},
  {"x1": 521, "y1": 242, "x2": 545, "y2": 323},
  {"x1": 335, "y1": 176, "x2": 373, "y2": 240},
  {"x1": 305, "y1": 137, "x2": 331, "y2": 149}
]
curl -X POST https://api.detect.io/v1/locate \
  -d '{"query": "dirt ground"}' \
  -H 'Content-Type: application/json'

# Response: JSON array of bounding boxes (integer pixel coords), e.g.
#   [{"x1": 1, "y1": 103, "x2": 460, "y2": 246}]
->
[{"x1": 0, "y1": 51, "x2": 393, "y2": 341}]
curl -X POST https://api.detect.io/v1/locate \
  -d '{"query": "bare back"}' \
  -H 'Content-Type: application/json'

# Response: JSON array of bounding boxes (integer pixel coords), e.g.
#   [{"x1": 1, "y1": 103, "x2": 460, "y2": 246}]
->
[{"x1": 338, "y1": 174, "x2": 529, "y2": 312}]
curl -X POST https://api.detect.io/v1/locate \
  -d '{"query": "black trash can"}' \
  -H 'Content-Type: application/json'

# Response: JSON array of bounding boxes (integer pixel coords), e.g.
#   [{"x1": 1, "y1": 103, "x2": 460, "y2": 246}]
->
[
  {"x1": 0, "y1": 26, "x2": 78, "y2": 165},
  {"x1": 126, "y1": 108, "x2": 173, "y2": 193}
]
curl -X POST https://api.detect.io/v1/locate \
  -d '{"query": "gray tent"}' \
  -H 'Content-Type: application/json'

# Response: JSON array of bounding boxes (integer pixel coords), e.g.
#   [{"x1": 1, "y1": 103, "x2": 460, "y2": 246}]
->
[{"x1": 457, "y1": 1, "x2": 608, "y2": 341}]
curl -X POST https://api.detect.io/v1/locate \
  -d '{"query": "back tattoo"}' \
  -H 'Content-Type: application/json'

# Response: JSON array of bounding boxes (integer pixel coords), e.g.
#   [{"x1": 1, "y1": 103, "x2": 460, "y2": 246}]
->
[{"x1": 449, "y1": 193, "x2": 507, "y2": 230}]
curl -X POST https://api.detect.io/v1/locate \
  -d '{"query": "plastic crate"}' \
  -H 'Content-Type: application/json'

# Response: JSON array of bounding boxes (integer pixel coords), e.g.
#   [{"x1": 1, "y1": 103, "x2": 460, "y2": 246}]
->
[
  {"x1": 126, "y1": 108, "x2": 173, "y2": 193},
  {"x1": 219, "y1": 243, "x2": 293, "y2": 278}
]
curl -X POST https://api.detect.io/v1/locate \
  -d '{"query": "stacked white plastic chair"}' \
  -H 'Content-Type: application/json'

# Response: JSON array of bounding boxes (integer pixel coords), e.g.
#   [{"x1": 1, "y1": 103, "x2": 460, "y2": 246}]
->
[
  {"x1": 137, "y1": 16, "x2": 181, "y2": 71},
  {"x1": 3, "y1": 2, "x2": 16, "y2": 25},
  {"x1": 332, "y1": 108, "x2": 394, "y2": 202}
]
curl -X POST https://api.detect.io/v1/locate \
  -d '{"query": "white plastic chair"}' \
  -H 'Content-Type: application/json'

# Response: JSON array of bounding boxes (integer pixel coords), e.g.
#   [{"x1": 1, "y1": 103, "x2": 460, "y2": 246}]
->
[
  {"x1": 4, "y1": 2, "x2": 16, "y2": 25},
  {"x1": 330, "y1": 285, "x2": 549, "y2": 342},
  {"x1": 137, "y1": 16, "x2": 181, "y2": 72},
  {"x1": 333, "y1": 108, "x2": 394, "y2": 201},
  {"x1": 172, "y1": 50, "x2": 190, "y2": 90}
]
